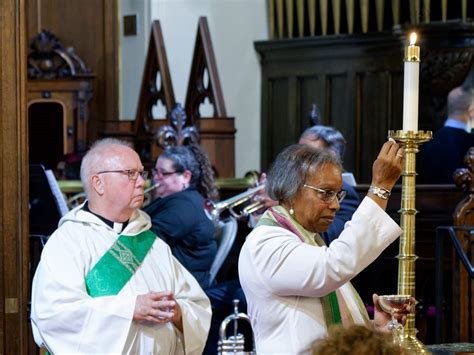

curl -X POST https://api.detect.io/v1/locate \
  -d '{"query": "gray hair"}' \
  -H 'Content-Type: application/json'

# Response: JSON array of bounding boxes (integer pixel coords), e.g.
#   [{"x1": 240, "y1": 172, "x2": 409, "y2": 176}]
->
[
  {"x1": 300, "y1": 125, "x2": 346, "y2": 162},
  {"x1": 80, "y1": 138, "x2": 133, "y2": 197},
  {"x1": 266, "y1": 144, "x2": 342, "y2": 202}
]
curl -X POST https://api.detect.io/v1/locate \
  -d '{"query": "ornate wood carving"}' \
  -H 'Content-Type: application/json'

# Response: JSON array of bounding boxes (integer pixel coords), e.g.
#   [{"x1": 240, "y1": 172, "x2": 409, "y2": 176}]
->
[
  {"x1": 452, "y1": 148, "x2": 474, "y2": 342},
  {"x1": 27, "y1": 29, "x2": 91, "y2": 79},
  {"x1": 184, "y1": 17, "x2": 235, "y2": 177},
  {"x1": 185, "y1": 17, "x2": 227, "y2": 122},
  {"x1": 134, "y1": 20, "x2": 176, "y2": 165},
  {"x1": 156, "y1": 104, "x2": 199, "y2": 149}
]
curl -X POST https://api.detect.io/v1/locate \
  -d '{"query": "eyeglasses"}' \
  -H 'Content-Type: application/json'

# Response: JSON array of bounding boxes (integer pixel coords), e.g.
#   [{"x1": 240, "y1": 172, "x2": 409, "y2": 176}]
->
[
  {"x1": 303, "y1": 184, "x2": 347, "y2": 203},
  {"x1": 96, "y1": 169, "x2": 148, "y2": 181},
  {"x1": 152, "y1": 168, "x2": 179, "y2": 177}
]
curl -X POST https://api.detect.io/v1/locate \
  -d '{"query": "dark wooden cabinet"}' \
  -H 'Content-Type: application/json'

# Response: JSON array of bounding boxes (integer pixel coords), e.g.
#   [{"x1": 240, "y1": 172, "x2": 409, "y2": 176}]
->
[{"x1": 28, "y1": 78, "x2": 93, "y2": 170}]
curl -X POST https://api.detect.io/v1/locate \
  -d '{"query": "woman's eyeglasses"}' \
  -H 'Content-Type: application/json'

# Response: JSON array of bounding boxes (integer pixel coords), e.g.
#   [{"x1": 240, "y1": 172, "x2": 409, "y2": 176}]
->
[
  {"x1": 97, "y1": 169, "x2": 148, "y2": 181},
  {"x1": 152, "y1": 168, "x2": 179, "y2": 177},
  {"x1": 303, "y1": 184, "x2": 347, "y2": 203}
]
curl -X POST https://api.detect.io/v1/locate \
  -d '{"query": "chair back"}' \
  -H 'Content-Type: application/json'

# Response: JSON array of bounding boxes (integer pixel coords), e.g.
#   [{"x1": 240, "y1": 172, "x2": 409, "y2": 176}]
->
[{"x1": 209, "y1": 217, "x2": 238, "y2": 285}]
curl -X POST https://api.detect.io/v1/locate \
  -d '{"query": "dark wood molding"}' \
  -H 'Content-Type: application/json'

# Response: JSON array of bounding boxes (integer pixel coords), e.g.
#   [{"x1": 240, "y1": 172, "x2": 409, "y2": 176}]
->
[{"x1": 0, "y1": 0, "x2": 30, "y2": 353}]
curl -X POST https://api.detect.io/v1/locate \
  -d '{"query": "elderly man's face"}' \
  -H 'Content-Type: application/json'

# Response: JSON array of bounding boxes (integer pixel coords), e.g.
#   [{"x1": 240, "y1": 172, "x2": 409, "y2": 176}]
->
[
  {"x1": 291, "y1": 163, "x2": 342, "y2": 233},
  {"x1": 100, "y1": 146, "x2": 146, "y2": 214}
]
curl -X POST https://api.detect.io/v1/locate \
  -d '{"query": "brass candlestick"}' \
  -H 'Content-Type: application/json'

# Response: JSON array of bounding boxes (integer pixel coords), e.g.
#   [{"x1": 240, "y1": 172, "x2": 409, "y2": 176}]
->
[{"x1": 388, "y1": 130, "x2": 432, "y2": 353}]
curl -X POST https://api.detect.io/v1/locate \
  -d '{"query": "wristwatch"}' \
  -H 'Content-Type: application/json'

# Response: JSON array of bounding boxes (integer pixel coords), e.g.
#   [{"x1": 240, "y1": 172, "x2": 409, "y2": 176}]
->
[{"x1": 368, "y1": 186, "x2": 391, "y2": 200}]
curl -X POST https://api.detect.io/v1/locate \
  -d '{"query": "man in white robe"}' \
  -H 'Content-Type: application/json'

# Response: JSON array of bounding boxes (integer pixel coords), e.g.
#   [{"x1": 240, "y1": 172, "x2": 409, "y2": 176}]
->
[{"x1": 31, "y1": 138, "x2": 211, "y2": 354}]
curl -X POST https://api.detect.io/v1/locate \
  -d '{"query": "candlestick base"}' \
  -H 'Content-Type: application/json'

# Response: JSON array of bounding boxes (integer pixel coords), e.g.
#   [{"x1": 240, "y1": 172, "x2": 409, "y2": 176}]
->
[{"x1": 396, "y1": 329, "x2": 431, "y2": 354}]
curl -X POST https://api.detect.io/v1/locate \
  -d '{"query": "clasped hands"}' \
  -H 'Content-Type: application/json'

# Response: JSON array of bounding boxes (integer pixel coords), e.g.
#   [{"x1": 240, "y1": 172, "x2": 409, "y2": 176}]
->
[{"x1": 133, "y1": 291, "x2": 183, "y2": 331}]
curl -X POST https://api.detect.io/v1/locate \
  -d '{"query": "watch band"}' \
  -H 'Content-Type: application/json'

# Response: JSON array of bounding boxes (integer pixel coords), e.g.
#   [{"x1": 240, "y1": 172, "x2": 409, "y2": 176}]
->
[{"x1": 368, "y1": 186, "x2": 391, "y2": 200}]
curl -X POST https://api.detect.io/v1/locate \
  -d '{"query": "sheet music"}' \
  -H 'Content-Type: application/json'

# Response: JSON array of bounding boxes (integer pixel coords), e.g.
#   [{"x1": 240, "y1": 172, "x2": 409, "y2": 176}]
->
[
  {"x1": 45, "y1": 169, "x2": 69, "y2": 217},
  {"x1": 342, "y1": 172, "x2": 357, "y2": 186}
]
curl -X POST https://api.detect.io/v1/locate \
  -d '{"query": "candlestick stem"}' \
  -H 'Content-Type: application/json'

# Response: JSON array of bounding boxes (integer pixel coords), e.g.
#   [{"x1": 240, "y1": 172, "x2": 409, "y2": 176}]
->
[{"x1": 388, "y1": 130, "x2": 432, "y2": 354}]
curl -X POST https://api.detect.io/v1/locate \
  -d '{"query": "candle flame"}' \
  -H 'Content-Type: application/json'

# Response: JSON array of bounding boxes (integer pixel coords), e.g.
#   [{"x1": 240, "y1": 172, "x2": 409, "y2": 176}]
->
[{"x1": 410, "y1": 32, "x2": 417, "y2": 46}]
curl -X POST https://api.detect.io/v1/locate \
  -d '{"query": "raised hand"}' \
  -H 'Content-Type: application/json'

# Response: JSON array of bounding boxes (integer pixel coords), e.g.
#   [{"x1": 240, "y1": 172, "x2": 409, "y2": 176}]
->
[{"x1": 371, "y1": 139, "x2": 405, "y2": 192}]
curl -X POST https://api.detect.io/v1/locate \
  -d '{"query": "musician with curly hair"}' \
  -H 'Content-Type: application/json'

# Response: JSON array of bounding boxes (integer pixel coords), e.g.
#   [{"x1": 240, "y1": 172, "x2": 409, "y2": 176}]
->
[{"x1": 144, "y1": 144, "x2": 219, "y2": 289}]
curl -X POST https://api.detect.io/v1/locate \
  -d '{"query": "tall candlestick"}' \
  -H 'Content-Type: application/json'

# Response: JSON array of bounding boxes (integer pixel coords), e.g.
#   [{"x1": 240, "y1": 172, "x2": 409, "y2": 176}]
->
[{"x1": 402, "y1": 33, "x2": 420, "y2": 132}]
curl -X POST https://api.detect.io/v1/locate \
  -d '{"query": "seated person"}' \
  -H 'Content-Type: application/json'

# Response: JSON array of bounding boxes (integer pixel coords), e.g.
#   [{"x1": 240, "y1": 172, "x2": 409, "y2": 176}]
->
[
  {"x1": 143, "y1": 144, "x2": 245, "y2": 355},
  {"x1": 418, "y1": 85, "x2": 474, "y2": 184},
  {"x1": 239, "y1": 141, "x2": 410, "y2": 354},
  {"x1": 144, "y1": 144, "x2": 219, "y2": 289},
  {"x1": 30, "y1": 138, "x2": 211, "y2": 354}
]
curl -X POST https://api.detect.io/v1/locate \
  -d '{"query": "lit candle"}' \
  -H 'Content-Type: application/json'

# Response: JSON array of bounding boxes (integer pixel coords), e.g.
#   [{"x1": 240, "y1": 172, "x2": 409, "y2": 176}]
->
[{"x1": 402, "y1": 32, "x2": 420, "y2": 132}]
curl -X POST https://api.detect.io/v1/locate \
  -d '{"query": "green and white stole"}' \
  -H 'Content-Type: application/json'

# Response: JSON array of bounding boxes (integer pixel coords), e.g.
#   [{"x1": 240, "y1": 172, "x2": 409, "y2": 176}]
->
[
  {"x1": 85, "y1": 230, "x2": 156, "y2": 297},
  {"x1": 256, "y1": 205, "x2": 369, "y2": 327}
]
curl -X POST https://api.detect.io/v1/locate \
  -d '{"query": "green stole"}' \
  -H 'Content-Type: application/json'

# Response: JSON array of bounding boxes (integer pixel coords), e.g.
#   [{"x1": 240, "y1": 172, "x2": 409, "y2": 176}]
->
[
  {"x1": 85, "y1": 230, "x2": 156, "y2": 297},
  {"x1": 256, "y1": 206, "x2": 369, "y2": 327}
]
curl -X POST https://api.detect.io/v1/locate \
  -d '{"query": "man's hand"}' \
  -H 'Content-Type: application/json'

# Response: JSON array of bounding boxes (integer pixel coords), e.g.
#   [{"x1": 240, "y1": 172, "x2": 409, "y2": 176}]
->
[{"x1": 133, "y1": 291, "x2": 183, "y2": 331}]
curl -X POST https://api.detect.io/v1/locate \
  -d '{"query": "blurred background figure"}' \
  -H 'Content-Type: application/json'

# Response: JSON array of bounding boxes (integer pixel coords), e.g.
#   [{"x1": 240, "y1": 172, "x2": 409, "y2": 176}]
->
[
  {"x1": 418, "y1": 85, "x2": 474, "y2": 184},
  {"x1": 143, "y1": 144, "x2": 246, "y2": 355},
  {"x1": 312, "y1": 324, "x2": 403, "y2": 355}
]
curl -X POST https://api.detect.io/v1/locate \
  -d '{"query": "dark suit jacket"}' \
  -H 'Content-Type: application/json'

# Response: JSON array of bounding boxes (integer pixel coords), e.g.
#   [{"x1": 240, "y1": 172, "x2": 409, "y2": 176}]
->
[
  {"x1": 321, "y1": 181, "x2": 360, "y2": 244},
  {"x1": 143, "y1": 188, "x2": 217, "y2": 289},
  {"x1": 418, "y1": 126, "x2": 474, "y2": 184}
]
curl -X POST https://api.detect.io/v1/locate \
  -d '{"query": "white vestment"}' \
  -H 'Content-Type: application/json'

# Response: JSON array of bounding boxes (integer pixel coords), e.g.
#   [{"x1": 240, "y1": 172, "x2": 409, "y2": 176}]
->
[
  {"x1": 31, "y1": 205, "x2": 211, "y2": 354},
  {"x1": 238, "y1": 197, "x2": 402, "y2": 355}
]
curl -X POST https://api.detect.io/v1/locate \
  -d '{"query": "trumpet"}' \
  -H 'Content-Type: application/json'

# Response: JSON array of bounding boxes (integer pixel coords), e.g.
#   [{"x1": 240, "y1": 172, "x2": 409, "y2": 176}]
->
[
  {"x1": 204, "y1": 184, "x2": 266, "y2": 223},
  {"x1": 217, "y1": 299, "x2": 255, "y2": 355}
]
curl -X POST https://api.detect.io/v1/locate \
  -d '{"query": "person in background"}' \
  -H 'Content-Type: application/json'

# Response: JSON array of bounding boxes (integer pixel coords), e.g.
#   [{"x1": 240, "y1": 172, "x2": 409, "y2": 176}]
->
[
  {"x1": 143, "y1": 144, "x2": 246, "y2": 355},
  {"x1": 144, "y1": 144, "x2": 219, "y2": 289},
  {"x1": 312, "y1": 324, "x2": 403, "y2": 355},
  {"x1": 419, "y1": 85, "x2": 474, "y2": 184},
  {"x1": 299, "y1": 125, "x2": 360, "y2": 243},
  {"x1": 31, "y1": 138, "x2": 211, "y2": 354},
  {"x1": 239, "y1": 141, "x2": 409, "y2": 354}
]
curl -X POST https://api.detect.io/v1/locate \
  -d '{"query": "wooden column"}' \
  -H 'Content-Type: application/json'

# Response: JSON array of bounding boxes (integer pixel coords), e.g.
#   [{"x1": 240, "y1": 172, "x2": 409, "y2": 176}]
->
[{"x1": 0, "y1": 0, "x2": 30, "y2": 353}]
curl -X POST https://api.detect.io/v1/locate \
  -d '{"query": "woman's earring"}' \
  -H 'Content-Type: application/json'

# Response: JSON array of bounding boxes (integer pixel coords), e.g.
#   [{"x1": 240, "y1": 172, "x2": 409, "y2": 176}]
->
[{"x1": 289, "y1": 205, "x2": 294, "y2": 215}]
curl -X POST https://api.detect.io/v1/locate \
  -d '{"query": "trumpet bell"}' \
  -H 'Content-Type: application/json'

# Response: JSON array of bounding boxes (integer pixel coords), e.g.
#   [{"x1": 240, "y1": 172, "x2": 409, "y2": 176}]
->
[
  {"x1": 204, "y1": 184, "x2": 266, "y2": 224},
  {"x1": 217, "y1": 299, "x2": 256, "y2": 355}
]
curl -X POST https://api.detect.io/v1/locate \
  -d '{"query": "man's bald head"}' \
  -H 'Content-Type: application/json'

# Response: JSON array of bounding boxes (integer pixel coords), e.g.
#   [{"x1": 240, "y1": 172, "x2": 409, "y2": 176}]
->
[{"x1": 447, "y1": 86, "x2": 473, "y2": 121}]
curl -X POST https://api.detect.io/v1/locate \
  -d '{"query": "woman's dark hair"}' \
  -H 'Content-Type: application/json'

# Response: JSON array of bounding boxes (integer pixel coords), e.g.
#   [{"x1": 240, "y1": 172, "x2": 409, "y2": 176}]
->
[
  {"x1": 160, "y1": 144, "x2": 219, "y2": 201},
  {"x1": 266, "y1": 144, "x2": 342, "y2": 203}
]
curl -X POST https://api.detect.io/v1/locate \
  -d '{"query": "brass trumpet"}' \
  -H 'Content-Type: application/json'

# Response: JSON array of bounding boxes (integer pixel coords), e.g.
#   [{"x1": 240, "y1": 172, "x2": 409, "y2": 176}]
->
[
  {"x1": 204, "y1": 184, "x2": 266, "y2": 223},
  {"x1": 217, "y1": 299, "x2": 255, "y2": 355}
]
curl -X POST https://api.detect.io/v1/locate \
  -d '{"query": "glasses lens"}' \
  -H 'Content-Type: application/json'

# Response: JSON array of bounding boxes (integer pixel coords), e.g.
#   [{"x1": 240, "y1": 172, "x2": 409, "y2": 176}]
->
[
  {"x1": 337, "y1": 190, "x2": 347, "y2": 202},
  {"x1": 141, "y1": 171, "x2": 149, "y2": 180}
]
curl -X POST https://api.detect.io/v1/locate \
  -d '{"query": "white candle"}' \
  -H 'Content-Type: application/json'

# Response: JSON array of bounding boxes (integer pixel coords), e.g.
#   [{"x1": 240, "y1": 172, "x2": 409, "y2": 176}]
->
[{"x1": 402, "y1": 33, "x2": 420, "y2": 132}]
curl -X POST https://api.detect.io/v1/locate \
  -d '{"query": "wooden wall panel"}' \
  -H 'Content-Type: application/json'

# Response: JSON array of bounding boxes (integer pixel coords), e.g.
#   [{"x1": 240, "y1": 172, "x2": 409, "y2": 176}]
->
[
  {"x1": 256, "y1": 34, "x2": 402, "y2": 178},
  {"x1": 0, "y1": 0, "x2": 30, "y2": 353},
  {"x1": 27, "y1": 0, "x2": 119, "y2": 145}
]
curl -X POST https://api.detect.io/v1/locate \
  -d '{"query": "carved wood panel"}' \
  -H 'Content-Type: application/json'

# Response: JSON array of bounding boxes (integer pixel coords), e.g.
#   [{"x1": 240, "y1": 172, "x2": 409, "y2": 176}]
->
[{"x1": 27, "y1": 0, "x2": 119, "y2": 143}]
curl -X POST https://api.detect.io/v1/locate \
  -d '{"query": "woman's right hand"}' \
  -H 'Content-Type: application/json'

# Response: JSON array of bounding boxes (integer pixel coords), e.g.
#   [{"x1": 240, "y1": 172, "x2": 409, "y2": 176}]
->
[{"x1": 371, "y1": 139, "x2": 404, "y2": 193}]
